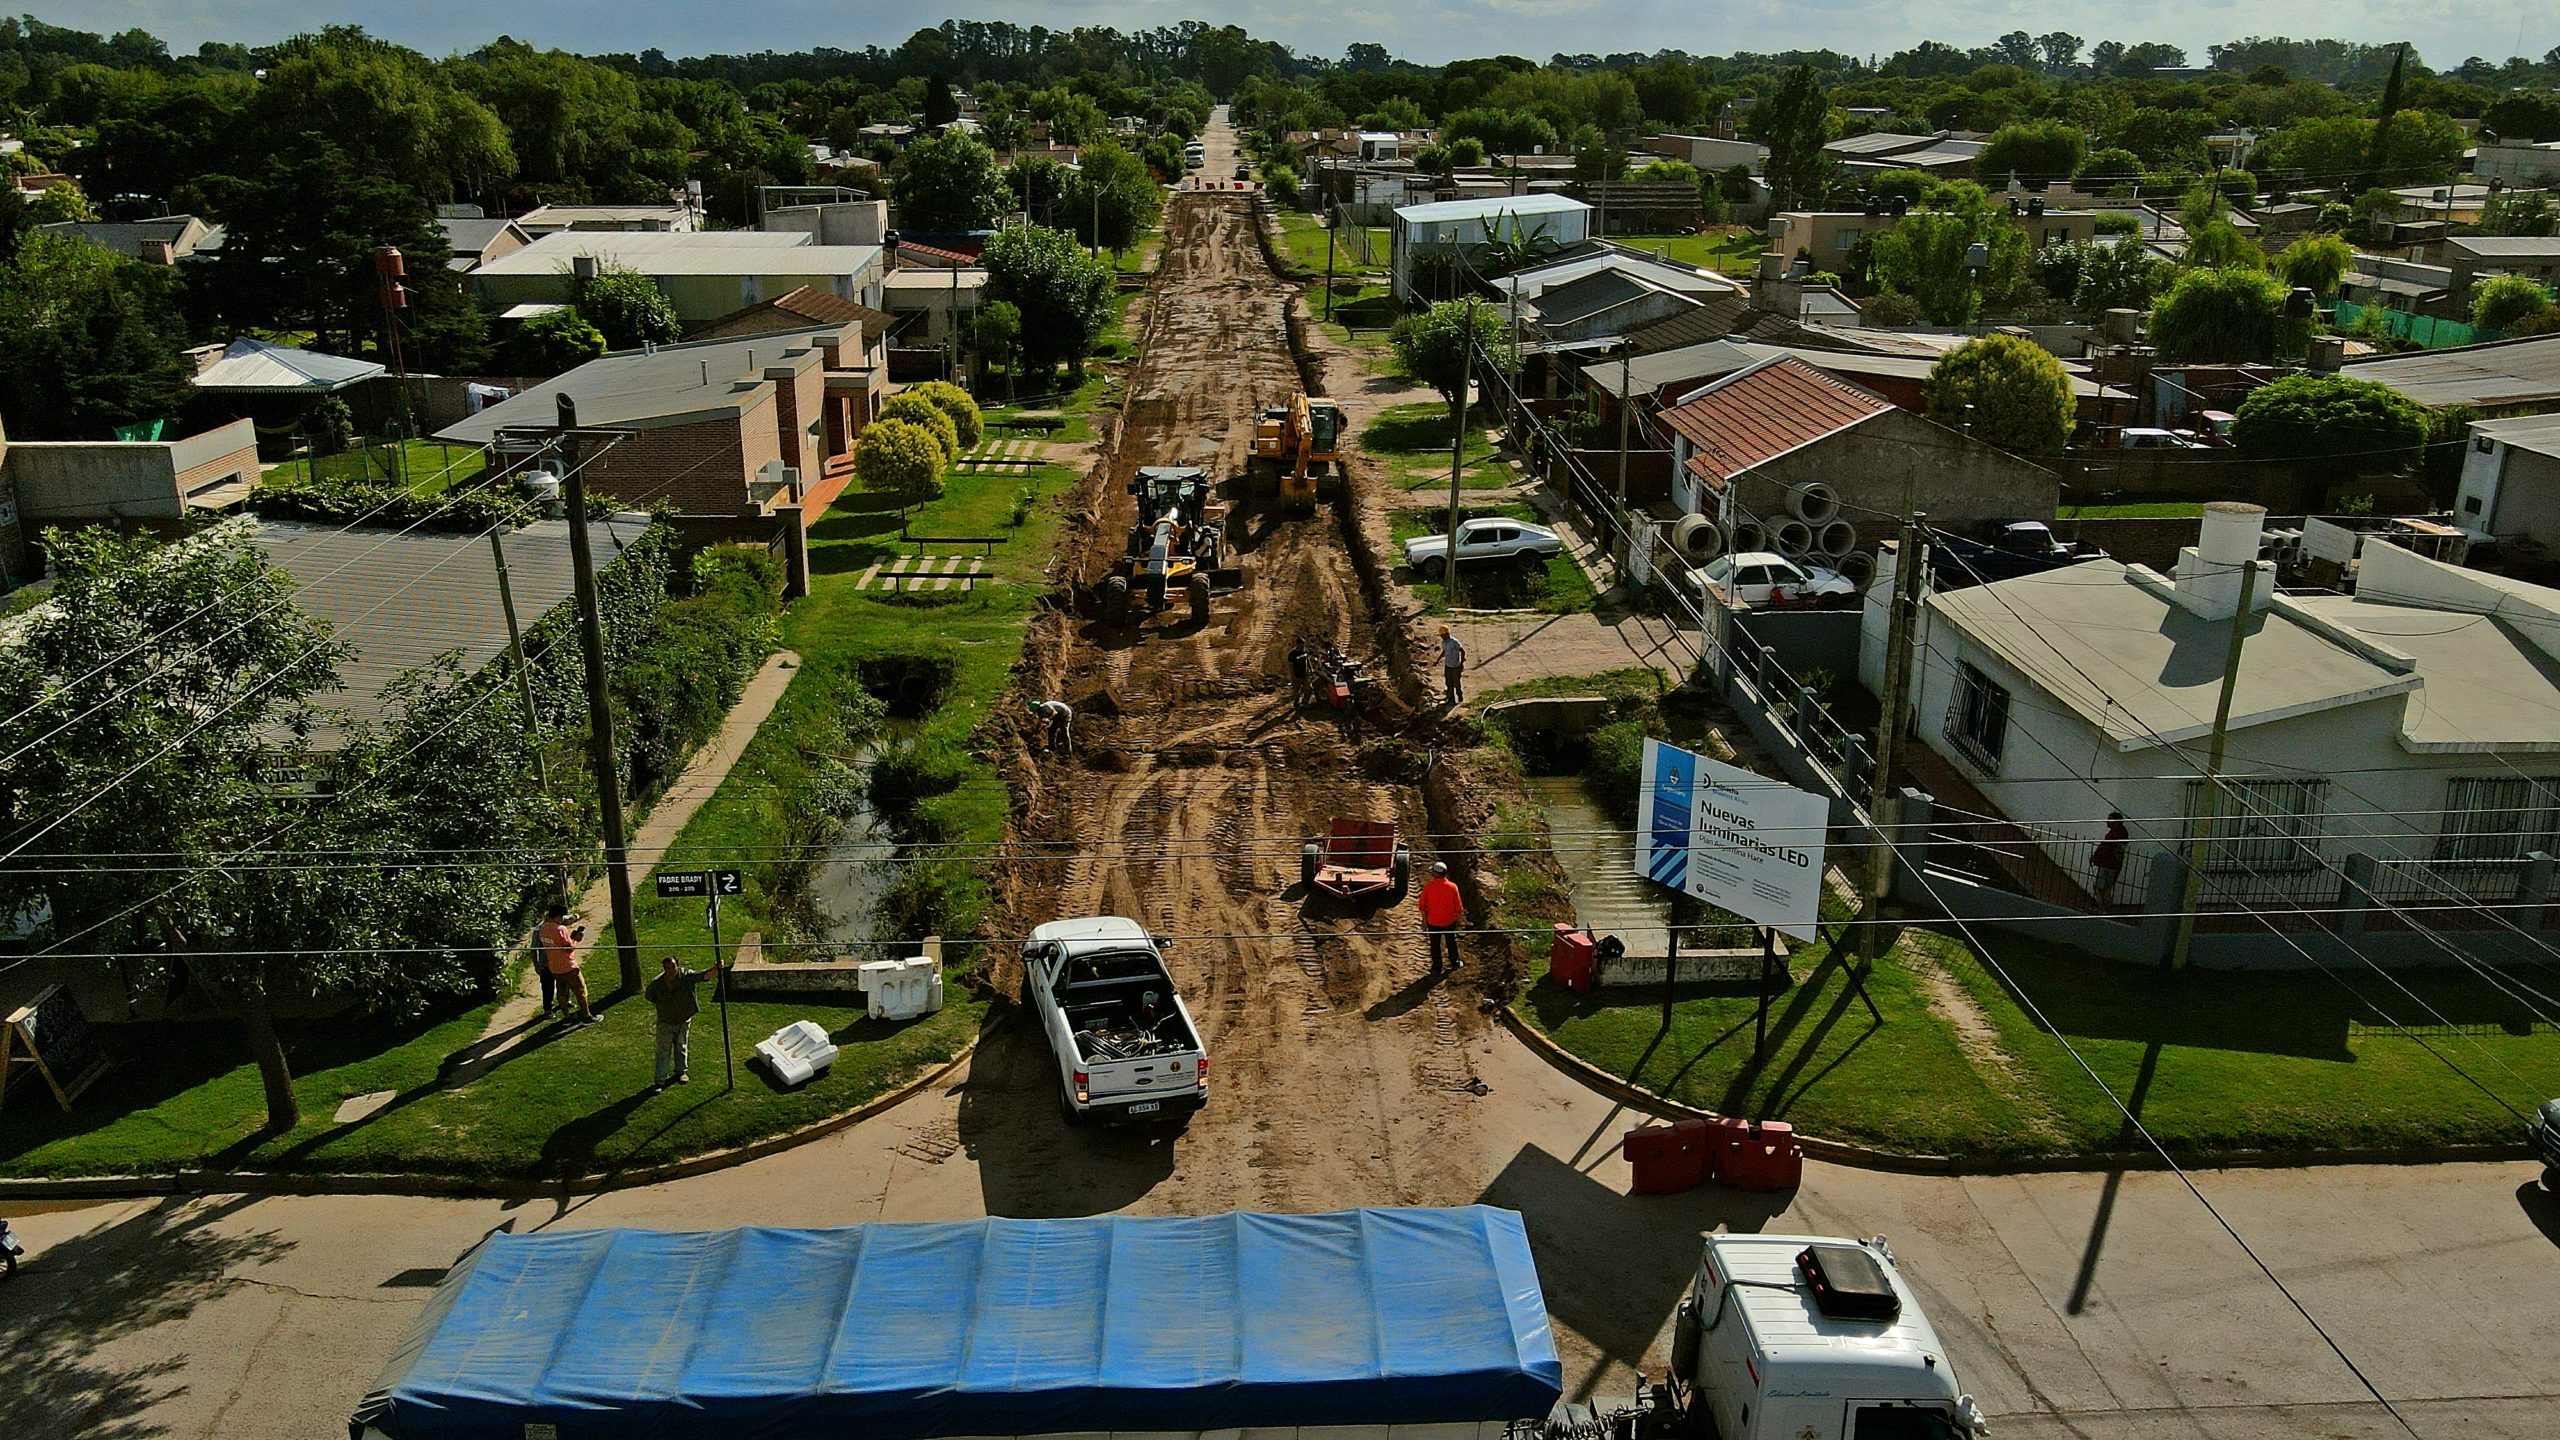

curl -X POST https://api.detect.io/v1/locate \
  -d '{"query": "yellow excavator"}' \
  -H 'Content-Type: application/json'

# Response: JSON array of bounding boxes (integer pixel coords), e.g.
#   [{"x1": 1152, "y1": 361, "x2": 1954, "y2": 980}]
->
[{"x1": 1248, "y1": 392, "x2": 1347, "y2": 515}]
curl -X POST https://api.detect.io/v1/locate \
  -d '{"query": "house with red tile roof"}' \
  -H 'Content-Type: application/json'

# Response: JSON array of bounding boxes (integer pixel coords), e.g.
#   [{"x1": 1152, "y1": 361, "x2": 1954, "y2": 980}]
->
[{"x1": 1654, "y1": 356, "x2": 2057, "y2": 539}]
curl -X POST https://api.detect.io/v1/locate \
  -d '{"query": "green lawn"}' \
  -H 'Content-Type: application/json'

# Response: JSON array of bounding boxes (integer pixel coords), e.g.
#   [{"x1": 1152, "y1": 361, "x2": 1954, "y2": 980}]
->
[
  {"x1": 262, "y1": 438, "x2": 488, "y2": 497},
  {"x1": 1275, "y1": 210, "x2": 1389, "y2": 279},
  {"x1": 1362, "y1": 402, "x2": 1515, "y2": 492},
  {"x1": 1611, "y1": 227, "x2": 1768, "y2": 276},
  {"x1": 1519, "y1": 934, "x2": 2038, "y2": 1158},
  {"x1": 1389, "y1": 502, "x2": 1598, "y2": 614},
  {"x1": 0, "y1": 413, "x2": 1087, "y2": 1184},
  {"x1": 1932, "y1": 934, "x2": 2560, "y2": 1154}
]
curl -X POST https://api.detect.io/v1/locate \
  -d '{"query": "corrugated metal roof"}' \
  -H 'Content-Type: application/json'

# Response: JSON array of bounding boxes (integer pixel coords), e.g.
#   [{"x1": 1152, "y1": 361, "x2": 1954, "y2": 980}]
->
[
  {"x1": 1656, "y1": 356, "x2": 1892, "y2": 482},
  {"x1": 2345, "y1": 334, "x2": 2560, "y2": 408},
  {"x1": 435, "y1": 325, "x2": 846, "y2": 445},
  {"x1": 474, "y1": 230, "x2": 880, "y2": 278},
  {"x1": 191, "y1": 338, "x2": 385, "y2": 394},
  {"x1": 1394, "y1": 193, "x2": 1589, "y2": 223},
  {"x1": 250, "y1": 515, "x2": 650, "y2": 732}
]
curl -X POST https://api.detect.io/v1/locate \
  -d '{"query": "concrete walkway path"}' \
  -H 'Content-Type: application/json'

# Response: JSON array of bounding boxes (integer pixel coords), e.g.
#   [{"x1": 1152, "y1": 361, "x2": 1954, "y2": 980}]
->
[{"x1": 475, "y1": 649, "x2": 803, "y2": 1044}]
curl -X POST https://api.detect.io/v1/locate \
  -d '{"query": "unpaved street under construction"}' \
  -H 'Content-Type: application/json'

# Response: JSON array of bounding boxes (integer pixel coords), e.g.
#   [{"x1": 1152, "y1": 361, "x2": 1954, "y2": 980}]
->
[{"x1": 987, "y1": 190, "x2": 1503, "y2": 1220}]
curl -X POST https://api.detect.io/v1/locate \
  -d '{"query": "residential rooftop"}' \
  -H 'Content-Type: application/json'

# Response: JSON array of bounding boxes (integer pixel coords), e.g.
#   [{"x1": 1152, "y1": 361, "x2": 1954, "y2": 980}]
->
[
  {"x1": 2344, "y1": 334, "x2": 2560, "y2": 408},
  {"x1": 434, "y1": 325, "x2": 848, "y2": 446},
  {"x1": 472, "y1": 230, "x2": 881, "y2": 278},
  {"x1": 2286, "y1": 594, "x2": 2560, "y2": 751}
]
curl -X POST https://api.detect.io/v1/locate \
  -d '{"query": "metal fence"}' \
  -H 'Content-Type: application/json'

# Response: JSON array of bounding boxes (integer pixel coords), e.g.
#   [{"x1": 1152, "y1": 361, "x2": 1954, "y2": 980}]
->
[
  {"x1": 2362, "y1": 856, "x2": 2532, "y2": 931},
  {"x1": 1722, "y1": 621, "x2": 1875, "y2": 806},
  {"x1": 2331, "y1": 300, "x2": 2500, "y2": 350}
]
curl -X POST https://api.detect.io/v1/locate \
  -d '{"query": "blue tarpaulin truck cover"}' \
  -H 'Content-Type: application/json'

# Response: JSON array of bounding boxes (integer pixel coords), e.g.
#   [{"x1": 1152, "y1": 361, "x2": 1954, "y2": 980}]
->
[{"x1": 352, "y1": 1206, "x2": 1563, "y2": 1440}]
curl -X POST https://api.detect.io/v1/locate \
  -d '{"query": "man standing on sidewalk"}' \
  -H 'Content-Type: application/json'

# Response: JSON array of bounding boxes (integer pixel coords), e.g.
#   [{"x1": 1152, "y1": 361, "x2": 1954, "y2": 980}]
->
[
  {"x1": 539, "y1": 904, "x2": 594, "y2": 1025},
  {"x1": 1418, "y1": 861, "x2": 1464, "y2": 971},
  {"x1": 644, "y1": 953, "x2": 726, "y2": 1087},
  {"x1": 1439, "y1": 626, "x2": 1467, "y2": 706}
]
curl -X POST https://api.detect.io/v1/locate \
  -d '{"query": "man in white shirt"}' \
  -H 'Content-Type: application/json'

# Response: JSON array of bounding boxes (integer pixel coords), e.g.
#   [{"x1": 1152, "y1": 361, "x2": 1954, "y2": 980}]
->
[{"x1": 1439, "y1": 626, "x2": 1466, "y2": 705}]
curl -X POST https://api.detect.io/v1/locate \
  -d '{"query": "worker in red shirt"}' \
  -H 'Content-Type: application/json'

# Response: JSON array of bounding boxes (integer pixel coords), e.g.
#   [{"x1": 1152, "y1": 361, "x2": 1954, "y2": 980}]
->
[{"x1": 1418, "y1": 861, "x2": 1464, "y2": 971}]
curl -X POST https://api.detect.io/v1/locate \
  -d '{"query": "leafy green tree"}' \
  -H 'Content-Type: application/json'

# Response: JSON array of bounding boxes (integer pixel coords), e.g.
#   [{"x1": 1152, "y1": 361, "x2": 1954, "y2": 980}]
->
[
  {"x1": 253, "y1": 28, "x2": 515, "y2": 203},
  {"x1": 2472, "y1": 273, "x2": 2557, "y2": 332},
  {"x1": 972, "y1": 299, "x2": 1021, "y2": 396},
  {"x1": 1004, "y1": 155, "x2": 1073, "y2": 225},
  {"x1": 0, "y1": 231, "x2": 193, "y2": 439},
  {"x1": 2480, "y1": 190, "x2": 2558, "y2": 238},
  {"x1": 1750, "y1": 64, "x2": 1835, "y2": 211},
  {"x1": 2184, "y1": 220, "x2": 2264, "y2": 270},
  {"x1": 853, "y1": 416, "x2": 947, "y2": 513},
  {"x1": 1262, "y1": 161, "x2": 1302, "y2": 206},
  {"x1": 1923, "y1": 334, "x2": 2075, "y2": 454},
  {"x1": 1027, "y1": 86, "x2": 1108, "y2": 146},
  {"x1": 877, "y1": 391, "x2": 960, "y2": 462},
  {"x1": 507, "y1": 306, "x2": 607, "y2": 373},
  {"x1": 2149, "y1": 266, "x2": 2311, "y2": 363},
  {"x1": 1441, "y1": 106, "x2": 1557, "y2": 160},
  {"x1": 2072, "y1": 146, "x2": 2141, "y2": 191},
  {"x1": 892, "y1": 130, "x2": 1008, "y2": 232},
  {"x1": 2073, "y1": 237, "x2": 2172, "y2": 315},
  {"x1": 981, "y1": 222, "x2": 1113, "y2": 381},
  {"x1": 2273, "y1": 233, "x2": 2353, "y2": 297},
  {"x1": 1444, "y1": 137, "x2": 1486, "y2": 169},
  {"x1": 1977, "y1": 120, "x2": 2085, "y2": 183},
  {"x1": 0, "y1": 527, "x2": 557, "y2": 1133},
  {"x1": 2230, "y1": 373, "x2": 2429, "y2": 469},
  {"x1": 906, "y1": 378, "x2": 984, "y2": 450},
  {"x1": 24, "y1": 180, "x2": 91, "y2": 223},
  {"x1": 452, "y1": 40, "x2": 662, "y2": 202},
  {"x1": 574, "y1": 265, "x2": 680, "y2": 349},
  {"x1": 1391, "y1": 299, "x2": 1508, "y2": 421},
  {"x1": 1865, "y1": 182, "x2": 2027, "y2": 324},
  {"x1": 2484, "y1": 92, "x2": 2560, "y2": 142},
  {"x1": 1067, "y1": 139, "x2": 1162, "y2": 257}
]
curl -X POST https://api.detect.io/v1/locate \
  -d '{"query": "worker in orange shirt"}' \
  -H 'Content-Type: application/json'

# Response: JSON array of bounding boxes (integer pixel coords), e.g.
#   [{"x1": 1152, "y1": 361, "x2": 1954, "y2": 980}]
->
[{"x1": 1418, "y1": 861, "x2": 1464, "y2": 971}]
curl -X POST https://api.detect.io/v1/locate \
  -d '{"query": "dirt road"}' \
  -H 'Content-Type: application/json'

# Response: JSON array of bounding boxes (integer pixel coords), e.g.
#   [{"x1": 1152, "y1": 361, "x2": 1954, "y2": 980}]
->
[{"x1": 985, "y1": 189, "x2": 1513, "y2": 1219}]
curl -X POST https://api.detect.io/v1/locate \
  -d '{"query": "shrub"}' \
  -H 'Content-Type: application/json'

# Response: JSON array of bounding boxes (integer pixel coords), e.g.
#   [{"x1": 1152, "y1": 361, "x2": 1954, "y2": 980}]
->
[
  {"x1": 906, "y1": 379, "x2": 984, "y2": 450},
  {"x1": 1923, "y1": 334, "x2": 2075, "y2": 454},
  {"x1": 508, "y1": 307, "x2": 607, "y2": 374},
  {"x1": 877, "y1": 392, "x2": 960, "y2": 461},
  {"x1": 2230, "y1": 373, "x2": 2430, "y2": 470},
  {"x1": 854, "y1": 417, "x2": 948, "y2": 509},
  {"x1": 1585, "y1": 720, "x2": 1647, "y2": 824},
  {"x1": 2471, "y1": 273, "x2": 2557, "y2": 332}
]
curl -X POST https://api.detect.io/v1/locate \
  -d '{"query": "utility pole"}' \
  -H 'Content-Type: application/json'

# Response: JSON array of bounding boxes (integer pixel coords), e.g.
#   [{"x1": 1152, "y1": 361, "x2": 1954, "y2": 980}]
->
[
  {"x1": 557, "y1": 395, "x2": 642, "y2": 992},
  {"x1": 1613, "y1": 340, "x2": 1633, "y2": 556},
  {"x1": 1860, "y1": 504, "x2": 1928, "y2": 971},
  {"x1": 1323, "y1": 199, "x2": 1339, "y2": 322},
  {"x1": 487, "y1": 528, "x2": 550, "y2": 795},
  {"x1": 1442, "y1": 294, "x2": 1478, "y2": 610},
  {"x1": 2169, "y1": 557, "x2": 2261, "y2": 973}
]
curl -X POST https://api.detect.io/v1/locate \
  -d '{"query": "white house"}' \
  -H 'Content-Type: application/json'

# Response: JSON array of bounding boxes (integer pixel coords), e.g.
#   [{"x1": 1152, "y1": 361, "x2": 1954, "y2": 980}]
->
[
  {"x1": 1389, "y1": 193, "x2": 1592, "y2": 303},
  {"x1": 1862, "y1": 504, "x2": 2560, "y2": 912},
  {"x1": 2455, "y1": 411, "x2": 2560, "y2": 552},
  {"x1": 470, "y1": 231, "x2": 888, "y2": 329}
]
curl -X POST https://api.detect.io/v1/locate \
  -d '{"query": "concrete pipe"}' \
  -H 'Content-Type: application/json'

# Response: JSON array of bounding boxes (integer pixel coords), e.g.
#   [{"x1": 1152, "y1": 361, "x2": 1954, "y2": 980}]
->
[
  {"x1": 1730, "y1": 520, "x2": 1767, "y2": 555},
  {"x1": 1773, "y1": 519, "x2": 1815, "y2": 556},
  {"x1": 1817, "y1": 520, "x2": 1858, "y2": 557},
  {"x1": 1786, "y1": 482, "x2": 1842, "y2": 525},
  {"x1": 1838, "y1": 552, "x2": 1877, "y2": 589},
  {"x1": 1672, "y1": 513, "x2": 1723, "y2": 561}
]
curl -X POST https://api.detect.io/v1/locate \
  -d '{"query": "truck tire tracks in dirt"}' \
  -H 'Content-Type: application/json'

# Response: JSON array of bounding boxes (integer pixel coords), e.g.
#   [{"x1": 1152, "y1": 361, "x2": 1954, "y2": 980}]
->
[{"x1": 971, "y1": 194, "x2": 1496, "y2": 1218}]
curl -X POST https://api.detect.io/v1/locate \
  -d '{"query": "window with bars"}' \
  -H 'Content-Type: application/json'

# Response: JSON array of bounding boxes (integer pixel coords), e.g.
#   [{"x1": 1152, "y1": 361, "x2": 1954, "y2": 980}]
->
[
  {"x1": 2435, "y1": 776, "x2": 2560, "y2": 861},
  {"x1": 2187, "y1": 777, "x2": 2328, "y2": 873},
  {"x1": 1947, "y1": 662, "x2": 2010, "y2": 774}
]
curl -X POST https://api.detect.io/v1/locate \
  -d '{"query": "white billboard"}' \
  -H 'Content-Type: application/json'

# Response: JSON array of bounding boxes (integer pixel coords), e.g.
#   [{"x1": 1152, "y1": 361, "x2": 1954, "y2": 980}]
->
[{"x1": 1637, "y1": 738, "x2": 1829, "y2": 942}]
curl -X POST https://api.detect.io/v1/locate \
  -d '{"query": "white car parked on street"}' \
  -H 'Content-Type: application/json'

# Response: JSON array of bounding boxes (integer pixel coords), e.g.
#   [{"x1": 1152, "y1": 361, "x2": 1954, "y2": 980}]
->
[
  {"x1": 1402, "y1": 517, "x2": 1564, "y2": 579},
  {"x1": 1688, "y1": 551, "x2": 1857, "y2": 606}
]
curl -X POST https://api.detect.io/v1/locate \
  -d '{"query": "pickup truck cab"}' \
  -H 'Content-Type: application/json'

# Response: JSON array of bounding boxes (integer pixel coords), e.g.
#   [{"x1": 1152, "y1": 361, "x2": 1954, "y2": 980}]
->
[
  {"x1": 1404, "y1": 517, "x2": 1565, "y2": 579},
  {"x1": 1024, "y1": 917, "x2": 1208, "y2": 1125}
]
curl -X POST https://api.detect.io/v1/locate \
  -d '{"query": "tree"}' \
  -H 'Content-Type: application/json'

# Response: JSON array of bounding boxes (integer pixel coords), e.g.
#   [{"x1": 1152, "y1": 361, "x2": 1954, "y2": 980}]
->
[
  {"x1": 1923, "y1": 334, "x2": 2075, "y2": 454},
  {"x1": 1359, "y1": 97, "x2": 1428, "y2": 131},
  {"x1": 507, "y1": 306, "x2": 606, "y2": 373},
  {"x1": 892, "y1": 130, "x2": 1008, "y2": 232},
  {"x1": 2273, "y1": 233, "x2": 2354, "y2": 297},
  {"x1": 2074, "y1": 237, "x2": 2172, "y2": 314},
  {"x1": 1751, "y1": 64, "x2": 1835, "y2": 211},
  {"x1": 1262, "y1": 161, "x2": 1302, "y2": 206},
  {"x1": 972, "y1": 299, "x2": 1020, "y2": 396},
  {"x1": 906, "y1": 379, "x2": 984, "y2": 450},
  {"x1": 2037, "y1": 32, "x2": 2084, "y2": 72},
  {"x1": 923, "y1": 74, "x2": 959, "y2": 129},
  {"x1": 1067, "y1": 139, "x2": 1162, "y2": 257},
  {"x1": 0, "y1": 527, "x2": 556, "y2": 1134},
  {"x1": 1977, "y1": 120, "x2": 2085, "y2": 183},
  {"x1": 1441, "y1": 107, "x2": 1555, "y2": 159},
  {"x1": 2148, "y1": 266, "x2": 2311, "y2": 363},
  {"x1": 0, "y1": 231, "x2": 193, "y2": 439},
  {"x1": 574, "y1": 266, "x2": 680, "y2": 350},
  {"x1": 2479, "y1": 190, "x2": 2557, "y2": 238},
  {"x1": 2230, "y1": 373, "x2": 2429, "y2": 469},
  {"x1": 2472, "y1": 273, "x2": 2557, "y2": 332},
  {"x1": 878, "y1": 390, "x2": 961, "y2": 461},
  {"x1": 24, "y1": 181, "x2": 91, "y2": 223},
  {"x1": 1004, "y1": 155, "x2": 1073, "y2": 225},
  {"x1": 981, "y1": 223, "x2": 1113, "y2": 380},
  {"x1": 2484, "y1": 92, "x2": 2560, "y2": 143},
  {"x1": 1864, "y1": 182, "x2": 2027, "y2": 325},
  {"x1": 2360, "y1": 43, "x2": 2407, "y2": 193},
  {"x1": 853, "y1": 416, "x2": 946, "y2": 512},
  {"x1": 1391, "y1": 299, "x2": 1508, "y2": 420}
]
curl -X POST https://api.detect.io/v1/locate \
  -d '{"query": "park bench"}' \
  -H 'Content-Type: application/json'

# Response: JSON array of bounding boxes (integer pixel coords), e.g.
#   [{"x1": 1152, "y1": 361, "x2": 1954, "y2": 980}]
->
[{"x1": 902, "y1": 534, "x2": 1004, "y2": 556}]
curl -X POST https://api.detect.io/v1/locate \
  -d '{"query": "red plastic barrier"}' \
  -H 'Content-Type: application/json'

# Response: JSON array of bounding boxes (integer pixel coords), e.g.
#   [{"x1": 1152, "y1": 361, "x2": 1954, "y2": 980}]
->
[
  {"x1": 1549, "y1": 924, "x2": 1597, "y2": 993},
  {"x1": 1719, "y1": 1120, "x2": 1804, "y2": 1192},
  {"x1": 1621, "y1": 1119, "x2": 1710, "y2": 1194}
]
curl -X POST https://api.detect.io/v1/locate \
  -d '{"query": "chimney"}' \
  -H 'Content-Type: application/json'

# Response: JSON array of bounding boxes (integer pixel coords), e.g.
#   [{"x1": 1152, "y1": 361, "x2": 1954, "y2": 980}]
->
[
  {"x1": 2171, "y1": 502, "x2": 2270, "y2": 621},
  {"x1": 139, "y1": 238, "x2": 177, "y2": 265},
  {"x1": 2306, "y1": 334, "x2": 2346, "y2": 373},
  {"x1": 2101, "y1": 308, "x2": 2142, "y2": 345}
]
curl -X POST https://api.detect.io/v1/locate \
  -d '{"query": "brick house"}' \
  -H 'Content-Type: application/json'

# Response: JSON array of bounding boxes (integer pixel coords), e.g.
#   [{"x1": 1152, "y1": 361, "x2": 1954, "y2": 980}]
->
[{"x1": 434, "y1": 324, "x2": 877, "y2": 594}]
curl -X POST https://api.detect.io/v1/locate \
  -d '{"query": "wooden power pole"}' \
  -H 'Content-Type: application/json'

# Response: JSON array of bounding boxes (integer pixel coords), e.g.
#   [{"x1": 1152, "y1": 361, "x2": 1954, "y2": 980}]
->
[
  {"x1": 556, "y1": 395, "x2": 642, "y2": 991},
  {"x1": 1861, "y1": 510, "x2": 1928, "y2": 969}
]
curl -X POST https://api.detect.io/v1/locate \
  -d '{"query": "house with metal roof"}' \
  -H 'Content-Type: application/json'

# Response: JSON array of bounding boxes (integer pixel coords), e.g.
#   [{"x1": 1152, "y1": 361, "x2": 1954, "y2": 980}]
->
[
  {"x1": 1389, "y1": 193, "x2": 1591, "y2": 303},
  {"x1": 2344, "y1": 333, "x2": 2560, "y2": 412},
  {"x1": 2443, "y1": 235, "x2": 2560, "y2": 305},
  {"x1": 38, "y1": 213, "x2": 223, "y2": 264},
  {"x1": 2454, "y1": 410, "x2": 2560, "y2": 553},
  {"x1": 1863, "y1": 508, "x2": 2560, "y2": 917},
  {"x1": 436, "y1": 215, "x2": 532, "y2": 271},
  {"x1": 470, "y1": 230, "x2": 888, "y2": 329}
]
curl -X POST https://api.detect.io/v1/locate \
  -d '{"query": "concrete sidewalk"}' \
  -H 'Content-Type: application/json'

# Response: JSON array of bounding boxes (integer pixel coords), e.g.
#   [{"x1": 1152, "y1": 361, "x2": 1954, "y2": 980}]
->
[{"x1": 478, "y1": 649, "x2": 803, "y2": 1041}]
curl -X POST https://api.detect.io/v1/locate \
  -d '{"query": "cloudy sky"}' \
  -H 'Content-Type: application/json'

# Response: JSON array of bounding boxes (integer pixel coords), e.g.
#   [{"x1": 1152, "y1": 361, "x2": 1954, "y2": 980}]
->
[{"x1": 35, "y1": 1, "x2": 2554, "y2": 66}]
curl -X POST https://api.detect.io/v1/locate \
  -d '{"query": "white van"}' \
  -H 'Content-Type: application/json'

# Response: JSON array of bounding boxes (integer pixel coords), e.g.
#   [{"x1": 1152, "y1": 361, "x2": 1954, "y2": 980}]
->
[{"x1": 1675, "y1": 1234, "x2": 1988, "y2": 1439}]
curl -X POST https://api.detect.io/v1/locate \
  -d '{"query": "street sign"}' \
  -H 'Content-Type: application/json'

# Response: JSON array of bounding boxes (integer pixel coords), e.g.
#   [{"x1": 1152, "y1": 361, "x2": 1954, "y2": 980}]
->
[
  {"x1": 655, "y1": 871, "x2": 709, "y2": 898},
  {"x1": 712, "y1": 868, "x2": 743, "y2": 895},
  {"x1": 1637, "y1": 738, "x2": 1829, "y2": 942}
]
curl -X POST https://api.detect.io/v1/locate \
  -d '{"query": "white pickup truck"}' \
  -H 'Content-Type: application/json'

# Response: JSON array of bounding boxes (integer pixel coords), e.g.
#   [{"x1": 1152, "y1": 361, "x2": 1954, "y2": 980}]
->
[{"x1": 1023, "y1": 917, "x2": 1208, "y2": 1125}]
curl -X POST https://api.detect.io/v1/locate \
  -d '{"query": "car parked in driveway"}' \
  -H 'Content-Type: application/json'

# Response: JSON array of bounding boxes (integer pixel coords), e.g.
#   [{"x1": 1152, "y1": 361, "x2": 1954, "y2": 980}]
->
[
  {"x1": 1688, "y1": 551, "x2": 1857, "y2": 606},
  {"x1": 1402, "y1": 517, "x2": 1564, "y2": 579}
]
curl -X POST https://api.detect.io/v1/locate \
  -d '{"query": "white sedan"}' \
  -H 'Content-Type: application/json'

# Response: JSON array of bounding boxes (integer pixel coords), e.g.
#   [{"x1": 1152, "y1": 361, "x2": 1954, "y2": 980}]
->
[
  {"x1": 1403, "y1": 517, "x2": 1564, "y2": 579},
  {"x1": 1689, "y1": 551, "x2": 1858, "y2": 606}
]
